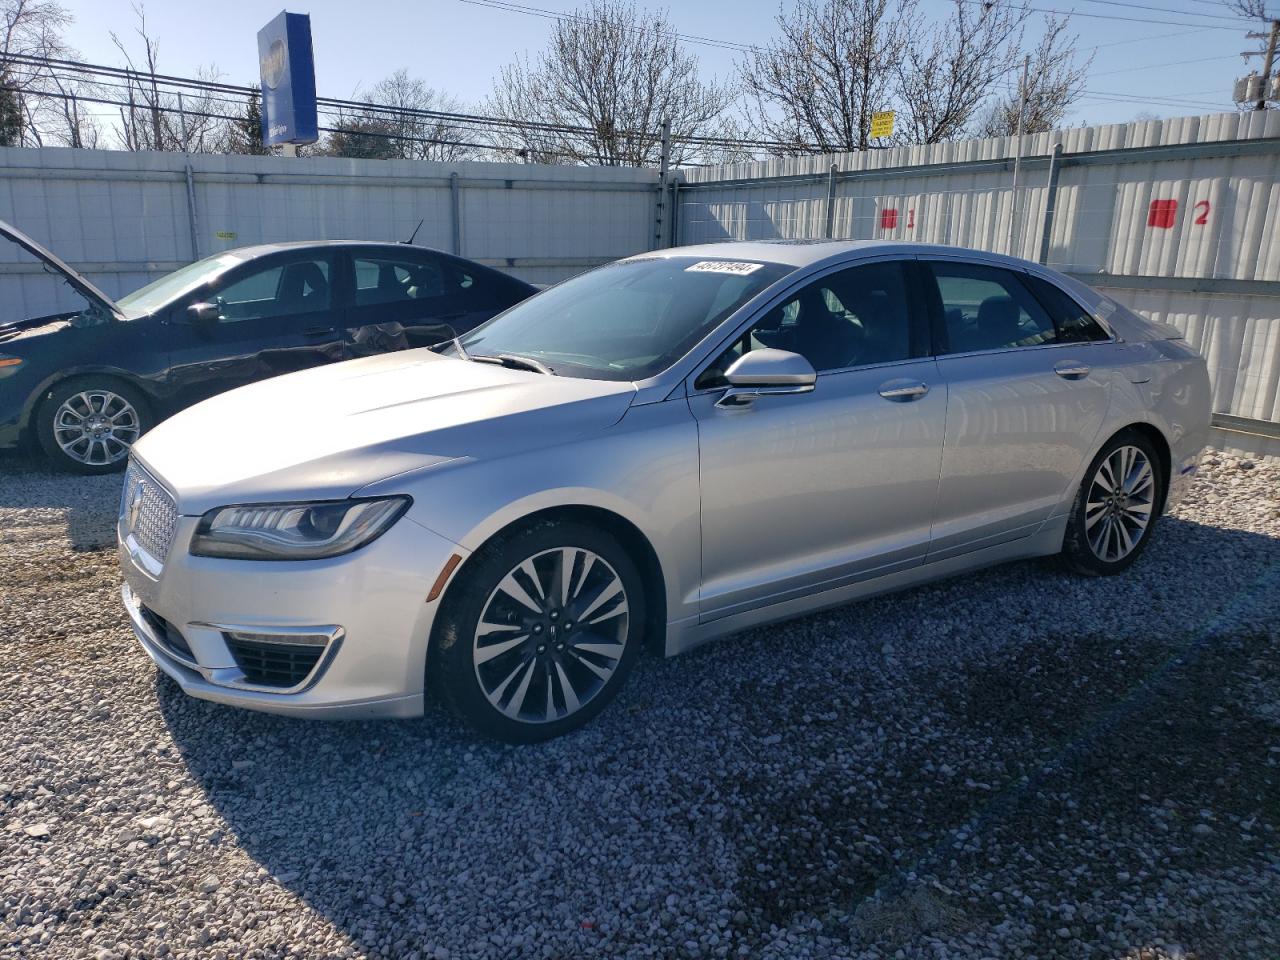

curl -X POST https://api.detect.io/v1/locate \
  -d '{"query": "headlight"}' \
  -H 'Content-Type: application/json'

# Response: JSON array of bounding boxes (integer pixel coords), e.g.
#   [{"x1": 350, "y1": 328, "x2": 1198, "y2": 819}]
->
[{"x1": 190, "y1": 497, "x2": 410, "y2": 560}]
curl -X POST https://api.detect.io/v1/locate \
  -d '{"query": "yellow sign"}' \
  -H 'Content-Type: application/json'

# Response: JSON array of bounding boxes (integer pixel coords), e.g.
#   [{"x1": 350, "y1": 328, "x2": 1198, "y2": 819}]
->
[
  {"x1": 214, "y1": 231, "x2": 237, "y2": 240},
  {"x1": 870, "y1": 110, "x2": 895, "y2": 139}
]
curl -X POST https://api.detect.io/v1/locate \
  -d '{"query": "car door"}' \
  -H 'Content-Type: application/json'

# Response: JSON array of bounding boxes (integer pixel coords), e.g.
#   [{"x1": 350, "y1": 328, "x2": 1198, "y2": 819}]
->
[
  {"x1": 343, "y1": 248, "x2": 496, "y2": 359},
  {"x1": 687, "y1": 258, "x2": 946, "y2": 622},
  {"x1": 164, "y1": 250, "x2": 343, "y2": 410},
  {"x1": 921, "y1": 257, "x2": 1113, "y2": 562}
]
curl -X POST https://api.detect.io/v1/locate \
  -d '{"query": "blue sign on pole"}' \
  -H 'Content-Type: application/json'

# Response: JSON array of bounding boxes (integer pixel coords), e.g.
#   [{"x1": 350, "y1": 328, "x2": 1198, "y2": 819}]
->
[{"x1": 257, "y1": 11, "x2": 318, "y2": 147}]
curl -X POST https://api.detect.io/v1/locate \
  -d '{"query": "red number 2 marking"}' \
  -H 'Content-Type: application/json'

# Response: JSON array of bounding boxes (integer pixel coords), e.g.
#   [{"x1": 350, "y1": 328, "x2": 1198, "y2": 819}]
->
[{"x1": 1193, "y1": 200, "x2": 1210, "y2": 226}]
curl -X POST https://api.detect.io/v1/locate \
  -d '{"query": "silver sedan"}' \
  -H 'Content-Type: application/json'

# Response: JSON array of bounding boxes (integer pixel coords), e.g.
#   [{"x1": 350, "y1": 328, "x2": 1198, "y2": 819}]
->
[{"x1": 118, "y1": 241, "x2": 1211, "y2": 742}]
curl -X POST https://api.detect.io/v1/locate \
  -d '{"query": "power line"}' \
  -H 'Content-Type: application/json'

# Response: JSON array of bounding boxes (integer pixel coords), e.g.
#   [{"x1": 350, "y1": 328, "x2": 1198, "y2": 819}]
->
[
  {"x1": 958, "y1": 0, "x2": 1240, "y2": 29},
  {"x1": 452, "y1": 0, "x2": 763, "y2": 53},
  {"x1": 1082, "y1": 27, "x2": 1202, "y2": 49},
  {"x1": 1091, "y1": 53, "x2": 1242, "y2": 76},
  {"x1": 4, "y1": 52, "x2": 828, "y2": 154},
  {"x1": 1069, "y1": 0, "x2": 1243, "y2": 22}
]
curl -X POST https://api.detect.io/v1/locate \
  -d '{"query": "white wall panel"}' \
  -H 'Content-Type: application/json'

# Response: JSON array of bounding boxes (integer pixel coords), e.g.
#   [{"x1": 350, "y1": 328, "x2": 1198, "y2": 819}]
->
[{"x1": 0, "y1": 146, "x2": 658, "y2": 322}]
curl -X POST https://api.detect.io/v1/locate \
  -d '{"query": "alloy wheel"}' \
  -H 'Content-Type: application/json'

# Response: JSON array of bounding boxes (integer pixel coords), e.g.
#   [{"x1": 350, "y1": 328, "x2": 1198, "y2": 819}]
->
[
  {"x1": 52, "y1": 390, "x2": 140, "y2": 466},
  {"x1": 1084, "y1": 444, "x2": 1155, "y2": 563},
  {"x1": 473, "y1": 547, "x2": 629, "y2": 725}
]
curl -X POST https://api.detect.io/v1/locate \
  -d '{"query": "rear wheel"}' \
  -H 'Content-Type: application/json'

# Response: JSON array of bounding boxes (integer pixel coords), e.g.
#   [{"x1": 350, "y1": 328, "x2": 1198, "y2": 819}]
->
[
  {"x1": 36, "y1": 378, "x2": 151, "y2": 475},
  {"x1": 431, "y1": 520, "x2": 644, "y2": 743},
  {"x1": 1062, "y1": 430, "x2": 1163, "y2": 576}
]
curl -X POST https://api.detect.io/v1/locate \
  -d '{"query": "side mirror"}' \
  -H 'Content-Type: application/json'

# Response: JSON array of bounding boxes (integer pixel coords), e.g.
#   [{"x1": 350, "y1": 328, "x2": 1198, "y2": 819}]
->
[
  {"x1": 718, "y1": 348, "x2": 816, "y2": 408},
  {"x1": 187, "y1": 301, "x2": 219, "y2": 325}
]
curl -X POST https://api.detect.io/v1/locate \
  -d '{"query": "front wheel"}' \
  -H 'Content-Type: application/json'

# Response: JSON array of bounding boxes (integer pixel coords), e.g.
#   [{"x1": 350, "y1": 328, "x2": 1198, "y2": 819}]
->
[
  {"x1": 431, "y1": 520, "x2": 645, "y2": 743},
  {"x1": 1061, "y1": 430, "x2": 1164, "y2": 576},
  {"x1": 35, "y1": 378, "x2": 152, "y2": 475}
]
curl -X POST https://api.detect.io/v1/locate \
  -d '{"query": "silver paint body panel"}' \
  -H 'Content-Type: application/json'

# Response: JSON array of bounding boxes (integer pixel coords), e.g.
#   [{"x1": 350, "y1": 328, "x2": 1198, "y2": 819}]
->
[{"x1": 121, "y1": 241, "x2": 1212, "y2": 717}]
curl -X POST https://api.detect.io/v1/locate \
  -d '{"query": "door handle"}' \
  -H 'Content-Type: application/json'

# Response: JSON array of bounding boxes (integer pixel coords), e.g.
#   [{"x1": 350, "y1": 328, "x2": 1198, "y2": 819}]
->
[
  {"x1": 301, "y1": 328, "x2": 333, "y2": 339},
  {"x1": 878, "y1": 379, "x2": 930, "y2": 402},
  {"x1": 1054, "y1": 360, "x2": 1090, "y2": 380}
]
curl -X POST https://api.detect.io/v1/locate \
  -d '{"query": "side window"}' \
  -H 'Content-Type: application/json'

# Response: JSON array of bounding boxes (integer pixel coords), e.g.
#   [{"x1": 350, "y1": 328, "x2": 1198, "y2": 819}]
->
[
  {"x1": 353, "y1": 255, "x2": 447, "y2": 307},
  {"x1": 929, "y1": 262, "x2": 1057, "y2": 354},
  {"x1": 213, "y1": 257, "x2": 330, "y2": 323},
  {"x1": 697, "y1": 260, "x2": 914, "y2": 387},
  {"x1": 1023, "y1": 274, "x2": 1111, "y2": 343}
]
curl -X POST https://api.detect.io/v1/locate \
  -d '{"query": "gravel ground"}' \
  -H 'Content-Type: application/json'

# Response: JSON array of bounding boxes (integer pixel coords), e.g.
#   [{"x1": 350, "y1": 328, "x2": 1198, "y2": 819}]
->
[{"x1": 2, "y1": 450, "x2": 1278, "y2": 960}]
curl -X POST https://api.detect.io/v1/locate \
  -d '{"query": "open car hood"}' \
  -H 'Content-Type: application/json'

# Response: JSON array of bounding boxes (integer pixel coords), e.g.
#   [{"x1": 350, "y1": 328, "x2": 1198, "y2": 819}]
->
[{"x1": 0, "y1": 218, "x2": 121, "y2": 318}]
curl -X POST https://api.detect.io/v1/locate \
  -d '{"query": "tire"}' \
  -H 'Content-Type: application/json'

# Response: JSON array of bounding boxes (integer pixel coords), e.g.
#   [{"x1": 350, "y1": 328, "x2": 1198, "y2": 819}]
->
[
  {"x1": 1061, "y1": 429, "x2": 1164, "y2": 576},
  {"x1": 35, "y1": 377, "x2": 152, "y2": 475},
  {"x1": 431, "y1": 519, "x2": 645, "y2": 743}
]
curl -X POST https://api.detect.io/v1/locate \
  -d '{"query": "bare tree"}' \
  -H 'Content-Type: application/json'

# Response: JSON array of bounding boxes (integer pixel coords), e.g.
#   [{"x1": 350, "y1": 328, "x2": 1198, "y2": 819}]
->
[
  {"x1": 894, "y1": 0, "x2": 1029, "y2": 144},
  {"x1": 739, "y1": 0, "x2": 913, "y2": 154},
  {"x1": 110, "y1": 3, "x2": 227, "y2": 152},
  {"x1": 1, "y1": 0, "x2": 74, "y2": 146},
  {"x1": 976, "y1": 17, "x2": 1092, "y2": 137},
  {"x1": 323, "y1": 69, "x2": 476, "y2": 161},
  {"x1": 486, "y1": 0, "x2": 732, "y2": 166},
  {"x1": 1223, "y1": 0, "x2": 1274, "y2": 20},
  {"x1": 39, "y1": 65, "x2": 101, "y2": 147}
]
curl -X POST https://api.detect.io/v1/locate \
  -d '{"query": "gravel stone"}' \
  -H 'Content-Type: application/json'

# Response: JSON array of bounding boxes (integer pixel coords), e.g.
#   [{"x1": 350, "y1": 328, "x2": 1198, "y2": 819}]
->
[{"x1": 2, "y1": 449, "x2": 1278, "y2": 959}]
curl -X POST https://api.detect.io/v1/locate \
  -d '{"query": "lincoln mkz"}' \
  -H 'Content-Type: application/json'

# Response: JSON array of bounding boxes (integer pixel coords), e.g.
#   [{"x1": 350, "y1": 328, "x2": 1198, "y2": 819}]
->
[{"x1": 117, "y1": 241, "x2": 1210, "y2": 741}]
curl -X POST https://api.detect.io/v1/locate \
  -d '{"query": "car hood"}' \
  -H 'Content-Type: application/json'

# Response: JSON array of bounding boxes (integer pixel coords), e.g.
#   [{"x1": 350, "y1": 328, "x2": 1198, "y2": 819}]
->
[
  {"x1": 0, "y1": 219, "x2": 121, "y2": 319},
  {"x1": 133, "y1": 349, "x2": 637, "y2": 515}
]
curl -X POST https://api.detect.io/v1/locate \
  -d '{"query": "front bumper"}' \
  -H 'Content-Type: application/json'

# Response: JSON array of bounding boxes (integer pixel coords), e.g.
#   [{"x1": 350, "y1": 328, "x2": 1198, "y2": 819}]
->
[
  {"x1": 119, "y1": 512, "x2": 465, "y2": 720},
  {"x1": 1164, "y1": 448, "x2": 1203, "y2": 514}
]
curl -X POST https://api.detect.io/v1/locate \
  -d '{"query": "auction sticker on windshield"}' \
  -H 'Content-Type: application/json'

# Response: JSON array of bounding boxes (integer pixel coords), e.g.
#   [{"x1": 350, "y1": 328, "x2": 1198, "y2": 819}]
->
[{"x1": 685, "y1": 261, "x2": 764, "y2": 275}]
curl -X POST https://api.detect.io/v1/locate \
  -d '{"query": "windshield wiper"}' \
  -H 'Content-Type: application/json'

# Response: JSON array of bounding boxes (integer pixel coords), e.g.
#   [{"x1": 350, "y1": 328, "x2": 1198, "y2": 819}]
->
[
  {"x1": 469, "y1": 353, "x2": 555, "y2": 375},
  {"x1": 433, "y1": 336, "x2": 468, "y2": 359}
]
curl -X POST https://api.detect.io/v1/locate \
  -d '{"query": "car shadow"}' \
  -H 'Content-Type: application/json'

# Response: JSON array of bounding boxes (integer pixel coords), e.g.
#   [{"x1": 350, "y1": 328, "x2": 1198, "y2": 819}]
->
[
  {"x1": 155, "y1": 512, "x2": 1280, "y2": 957},
  {"x1": 0, "y1": 450, "x2": 123, "y2": 551}
]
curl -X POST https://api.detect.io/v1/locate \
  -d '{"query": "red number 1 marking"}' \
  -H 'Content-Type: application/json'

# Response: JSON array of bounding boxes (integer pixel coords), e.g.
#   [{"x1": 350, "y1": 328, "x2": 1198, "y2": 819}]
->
[{"x1": 907, "y1": 208, "x2": 915, "y2": 230}]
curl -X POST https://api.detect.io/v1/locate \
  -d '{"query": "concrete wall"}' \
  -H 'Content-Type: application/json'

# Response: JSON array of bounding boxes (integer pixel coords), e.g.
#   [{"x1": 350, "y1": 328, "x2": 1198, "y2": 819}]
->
[
  {"x1": 0, "y1": 147, "x2": 659, "y2": 321},
  {"x1": 678, "y1": 111, "x2": 1280, "y2": 432}
]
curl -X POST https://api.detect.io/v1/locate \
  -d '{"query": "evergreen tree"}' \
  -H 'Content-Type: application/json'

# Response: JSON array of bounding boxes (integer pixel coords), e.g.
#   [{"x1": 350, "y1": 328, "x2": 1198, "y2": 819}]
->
[
  {"x1": 227, "y1": 85, "x2": 266, "y2": 155},
  {"x1": 0, "y1": 74, "x2": 23, "y2": 147}
]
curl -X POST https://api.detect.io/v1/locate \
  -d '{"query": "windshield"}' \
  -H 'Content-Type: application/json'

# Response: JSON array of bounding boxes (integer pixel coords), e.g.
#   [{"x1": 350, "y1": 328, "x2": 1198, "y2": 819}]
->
[
  {"x1": 116, "y1": 252, "x2": 247, "y2": 317},
  {"x1": 456, "y1": 256, "x2": 794, "y2": 380}
]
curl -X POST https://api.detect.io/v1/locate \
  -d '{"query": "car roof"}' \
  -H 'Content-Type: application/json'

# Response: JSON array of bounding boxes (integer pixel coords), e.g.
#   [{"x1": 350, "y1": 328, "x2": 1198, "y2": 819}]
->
[
  {"x1": 222, "y1": 239, "x2": 452, "y2": 259},
  {"x1": 634, "y1": 239, "x2": 1034, "y2": 271}
]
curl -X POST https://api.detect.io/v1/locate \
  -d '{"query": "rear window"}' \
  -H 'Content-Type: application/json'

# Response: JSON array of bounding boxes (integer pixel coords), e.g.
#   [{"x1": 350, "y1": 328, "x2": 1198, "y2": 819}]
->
[{"x1": 1023, "y1": 274, "x2": 1111, "y2": 343}]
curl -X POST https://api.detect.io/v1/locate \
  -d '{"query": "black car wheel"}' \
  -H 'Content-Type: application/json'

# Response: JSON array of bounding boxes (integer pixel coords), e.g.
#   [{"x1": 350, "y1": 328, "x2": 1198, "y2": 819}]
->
[
  {"x1": 36, "y1": 378, "x2": 152, "y2": 475},
  {"x1": 431, "y1": 519, "x2": 645, "y2": 743}
]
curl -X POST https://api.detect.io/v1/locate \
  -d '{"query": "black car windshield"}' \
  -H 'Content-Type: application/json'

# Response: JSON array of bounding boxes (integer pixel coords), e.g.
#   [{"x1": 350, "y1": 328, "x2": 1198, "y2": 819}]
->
[
  {"x1": 456, "y1": 256, "x2": 794, "y2": 380},
  {"x1": 116, "y1": 252, "x2": 248, "y2": 317}
]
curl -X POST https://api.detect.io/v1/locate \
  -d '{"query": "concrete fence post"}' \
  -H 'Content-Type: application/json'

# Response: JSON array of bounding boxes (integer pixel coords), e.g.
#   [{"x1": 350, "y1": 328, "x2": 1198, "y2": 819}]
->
[
  {"x1": 449, "y1": 172, "x2": 462, "y2": 256},
  {"x1": 824, "y1": 162, "x2": 838, "y2": 239},
  {"x1": 1037, "y1": 143, "x2": 1064, "y2": 266}
]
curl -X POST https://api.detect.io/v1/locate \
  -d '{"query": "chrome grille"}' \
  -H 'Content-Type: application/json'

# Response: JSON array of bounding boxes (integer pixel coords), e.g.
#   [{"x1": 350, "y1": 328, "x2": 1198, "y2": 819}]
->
[{"x1": 121, "y1": 461, "x2": 178, "y2": 564}]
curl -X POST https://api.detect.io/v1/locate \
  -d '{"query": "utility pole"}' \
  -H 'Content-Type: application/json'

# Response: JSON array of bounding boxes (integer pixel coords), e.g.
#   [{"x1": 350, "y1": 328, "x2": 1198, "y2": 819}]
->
[
  {"x1": 1254, "y1": 19, "x2": 1280, "y2": 111},
  {"x1": 1007, "y1": 54, "x2": 1030, "y2": 256}
]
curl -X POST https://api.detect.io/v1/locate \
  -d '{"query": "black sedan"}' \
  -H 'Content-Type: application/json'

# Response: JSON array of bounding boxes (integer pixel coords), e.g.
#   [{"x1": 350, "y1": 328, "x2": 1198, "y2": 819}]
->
[{"x1": 0, "y1": 222, "x2": 536, "y2": 473}]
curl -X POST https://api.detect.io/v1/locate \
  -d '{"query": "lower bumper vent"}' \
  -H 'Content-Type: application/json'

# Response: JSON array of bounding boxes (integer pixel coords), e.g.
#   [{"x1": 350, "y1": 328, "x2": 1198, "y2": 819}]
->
[
  {"x1": 226, "y1": 634, "x2": 328, "y2": 689},
  {"x1": 140, "y1": 605, "x2": 195, "y2": 663}
]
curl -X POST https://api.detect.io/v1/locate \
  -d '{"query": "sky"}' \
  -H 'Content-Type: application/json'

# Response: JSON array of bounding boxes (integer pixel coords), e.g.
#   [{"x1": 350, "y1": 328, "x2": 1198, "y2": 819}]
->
[{"x1": 55, "y1": 0, "x2": 1266, "y2": 140}]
